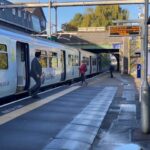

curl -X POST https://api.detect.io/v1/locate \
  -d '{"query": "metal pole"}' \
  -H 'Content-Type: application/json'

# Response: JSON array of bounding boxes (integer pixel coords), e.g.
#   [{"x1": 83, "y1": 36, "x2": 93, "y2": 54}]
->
[
  {"x1": 121, "y1": 37, "x2": 125, "y2": 74},
  {"x1": 55, "y1": 7, "x2": 58, "y2": 33},
  {"x1": 141, "y1": 0, "x2": 150, "y2": 133},
  {"x1": 47, "y1": 0, "x2": 51, "y2": 38}
]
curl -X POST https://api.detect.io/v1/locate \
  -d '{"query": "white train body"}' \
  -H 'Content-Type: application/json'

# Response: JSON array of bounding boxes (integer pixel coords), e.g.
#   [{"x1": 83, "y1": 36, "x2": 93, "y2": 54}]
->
[
  {"x1": 0, "y1": 28, "x2": 99, "y2": 98},
  {"x1": 79, "y1": 49, "x2": 97, "y2": 75}
]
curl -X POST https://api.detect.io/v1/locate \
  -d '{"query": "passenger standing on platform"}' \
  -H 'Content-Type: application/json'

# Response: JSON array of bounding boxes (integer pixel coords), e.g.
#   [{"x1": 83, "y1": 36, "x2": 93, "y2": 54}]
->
[
  {"x1": 29, "y1": 51, "x2": 42, "y2": 97},
  {"x1": 79, "y1": 60, "x2": 88, "y2": 86},
  {"x1": 109, "y1": 64, "x2": 114, "y2": 78}
]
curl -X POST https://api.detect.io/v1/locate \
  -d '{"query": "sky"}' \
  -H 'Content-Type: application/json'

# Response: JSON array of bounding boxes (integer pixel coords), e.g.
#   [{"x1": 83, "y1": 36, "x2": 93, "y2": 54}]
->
[
  {"x1": 10, "y1": 0, "x2": 143, "y2": 31},
  {"x1": 46, "y1": 3, "x2": 141, "y2": 31},
  {"x1": 49, "y1": 4, "x2": 141, "y2": 31}
]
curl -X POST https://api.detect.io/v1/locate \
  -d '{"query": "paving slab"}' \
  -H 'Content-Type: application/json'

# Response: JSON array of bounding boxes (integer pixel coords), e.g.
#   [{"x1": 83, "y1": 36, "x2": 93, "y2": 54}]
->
[
  {"x1": 71, "y1": 118, "x2": 101, "y2": 128},
  {"x1": 44, "y1": 139, "x2": 90, "y2": 150},
  {"x1": 62, "y1": 124, "x2": 99, "y2": 135},
  {"x1": 75, "y1": 113, "x2": 103, "y2": 121},
  {"x1": 81, "y1": 110, "x2": 106, "y2": 116},
  {"x1": 56, "y1": 130, "x2": 95, "y2": 144}
]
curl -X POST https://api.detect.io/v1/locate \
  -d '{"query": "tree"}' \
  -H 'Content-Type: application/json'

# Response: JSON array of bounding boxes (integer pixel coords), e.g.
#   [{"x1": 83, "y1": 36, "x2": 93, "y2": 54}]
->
[
  {"x1": 63, "y1": 5, "x2": 129, "y2": 31},
  {"x1": 69, "y1": 13, "x2": 83, "y2": 27},
  {"x1": 61, "y1": 23, "x2": 77, "y2": 31}
]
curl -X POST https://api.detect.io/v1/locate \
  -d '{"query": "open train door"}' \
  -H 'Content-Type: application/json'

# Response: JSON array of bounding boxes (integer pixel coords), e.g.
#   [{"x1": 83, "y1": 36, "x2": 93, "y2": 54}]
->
[
  {"x1": 60, "y1": 50, "x2": 66, "y2": 81},
  {"x1": 16, "y1": 42, "x2": 30, "y2": 92}
]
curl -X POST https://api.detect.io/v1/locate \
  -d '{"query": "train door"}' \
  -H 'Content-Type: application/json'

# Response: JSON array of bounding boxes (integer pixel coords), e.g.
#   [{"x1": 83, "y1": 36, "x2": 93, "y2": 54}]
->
[
  {"x1": 16, "y1": 42, "x2": 30, "y2": 92},
  {"x1": 79, "y1": 51, "x2": 81, "y2": 76},
  {"x1": 79, "y1": 51, "x2": 81, "y2": 66},
  {"x1": 60, "y1": 50, "x2": 66, "y2": 81},
  {"x1": 97, "y1": 56, "x2": 100, "y2": 72},
  {"x1": 90, "y1": 56, "x2": 92, "y2": 74}
]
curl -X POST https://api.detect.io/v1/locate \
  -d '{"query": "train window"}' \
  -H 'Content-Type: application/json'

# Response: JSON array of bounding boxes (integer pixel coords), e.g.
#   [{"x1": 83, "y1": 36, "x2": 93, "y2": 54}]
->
[
  {"x1": 72, "y1": 55, "x2": 76, "y2": 66},
  {"x1": 12, "y1": 8, "x2": 16, "y2": 15},
  {"x1": 36, "y1": 50, "x2": 47, "y2": 68},
  {"x1": 21, "y1": 49, "x2": 25, "y2": 61},
  {"x1": 24, "y1": 12, "x2": 26, "y2": 19},
  {"x1": 0, "y1": 53, "x2": 8, "y2": 69},
  {"x1": 68, "y1": 55, "x2": 78, "y2": 66},
  {"x1": 83, "y1": 57, "x2": 89, "y2": 65},
  {"x1": 75, "y1": 55, "x2": 79, "y2": 66},
  {"x1": 18, "y1": 9, "x2": 21, "y2": 17},
  {"x1": 0, "y1": 44, "x2": 7, "y2": 52},
  {"x1": 72, "y1": 55, "x2": 77, "y2": 66},
  {"x1": 49, "y1": 52, "x2": 52, "y2": 67},
  {"x1": 68, "y1": 55, "x2": 73, "y2": 66},
  {"x1": 28, "y1": 14, "x2": 30, "y2": 21},
  {"x1": 49, "y1": 52, "x2": 58, "y2": 69},
  {"x1": 87, "y1": 59, "x2": 89, "y2": 65},
  {"x1": 92, "y1": 59, "x2": 97, "y2": 65},
  {"x1": 0, "y1": 44, "x2": 8, "y2": 69}
]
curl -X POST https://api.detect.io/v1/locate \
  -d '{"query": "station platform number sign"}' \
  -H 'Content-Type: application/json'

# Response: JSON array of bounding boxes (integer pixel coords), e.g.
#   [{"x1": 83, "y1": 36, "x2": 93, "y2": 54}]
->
[{"x1": 109, "y1": 25, "x2": 140, "y2": 36}]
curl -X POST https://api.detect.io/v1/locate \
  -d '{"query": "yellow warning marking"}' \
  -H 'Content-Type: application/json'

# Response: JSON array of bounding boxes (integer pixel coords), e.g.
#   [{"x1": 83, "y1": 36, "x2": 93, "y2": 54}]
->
[{"x1": 0, "y1": 86, "x2": 80, "y2": 125}]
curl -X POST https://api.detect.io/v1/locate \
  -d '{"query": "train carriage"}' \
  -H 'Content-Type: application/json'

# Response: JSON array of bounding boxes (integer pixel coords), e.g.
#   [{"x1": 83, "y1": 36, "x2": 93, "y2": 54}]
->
[{"x1": 0, "y1": 27, "x2": 99, "y2": 99}]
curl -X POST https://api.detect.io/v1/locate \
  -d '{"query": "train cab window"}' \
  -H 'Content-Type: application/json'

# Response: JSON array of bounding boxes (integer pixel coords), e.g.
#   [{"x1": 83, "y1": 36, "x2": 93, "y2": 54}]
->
[
  {"x1": 36, "y1": 50, "x2": 47, "y2": 68},
  {"x1": 49, "y1": 52, "x2": 58, "y2": 69},
  {"x1": 0, "y1": 44, "x2": 8, "y2": 69}
]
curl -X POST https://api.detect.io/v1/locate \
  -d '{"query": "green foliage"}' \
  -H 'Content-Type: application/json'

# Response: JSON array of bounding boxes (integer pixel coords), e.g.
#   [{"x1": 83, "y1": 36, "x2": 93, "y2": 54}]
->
[
  {"x1": 64, "y1": 5, "x2": 129, "y2": 31},
  {"x1": 69, "y1": 13, "x2": 83, "y2": 27},
  {"x1": 62, "y1": 23, "x2": 78, "y2": 31},
  {"x1": 101, "y1": 53, "x2": 110, "y2": 66}
]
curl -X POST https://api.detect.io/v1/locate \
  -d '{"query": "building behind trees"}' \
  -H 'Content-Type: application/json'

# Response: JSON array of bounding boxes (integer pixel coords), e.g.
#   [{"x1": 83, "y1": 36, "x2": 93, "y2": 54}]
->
[{"x1": 0, "y1": 0, "x2": 46, "y2": 34}]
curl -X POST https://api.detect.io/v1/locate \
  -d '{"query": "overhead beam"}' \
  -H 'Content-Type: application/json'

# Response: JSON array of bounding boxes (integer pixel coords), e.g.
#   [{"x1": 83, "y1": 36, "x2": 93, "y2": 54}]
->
[
  {"x1": 52, "y1": 0, "x2": 147, "y2": 7},
  {"x1": 0, "y1": 0, "x2": 148, "y2": 9},
  {"x1": 0, "y1": 3, "x2": 49, "y2": 8},
  {"x1": 112, "y1": 19, "x2": 143, "y2": 24}
]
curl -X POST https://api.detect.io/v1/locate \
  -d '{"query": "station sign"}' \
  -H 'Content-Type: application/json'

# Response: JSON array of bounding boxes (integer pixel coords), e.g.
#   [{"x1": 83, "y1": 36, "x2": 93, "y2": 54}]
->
[
  {"x1": 112, "y1": 43, "x2": 122, "y2": 49},
  {"x1": 109, "y1": 25, "x2": 141, "y2": 36}
]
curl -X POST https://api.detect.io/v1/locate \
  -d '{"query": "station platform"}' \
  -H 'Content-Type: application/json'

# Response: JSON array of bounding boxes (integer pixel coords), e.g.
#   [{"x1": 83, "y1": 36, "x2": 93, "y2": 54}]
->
[{"x1": 0, "y1": 72, "x2": 149, "y2": 150}]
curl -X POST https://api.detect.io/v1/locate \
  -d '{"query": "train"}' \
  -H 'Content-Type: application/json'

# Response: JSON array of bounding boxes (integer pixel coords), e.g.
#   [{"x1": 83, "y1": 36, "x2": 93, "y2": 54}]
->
[{"x1": 0, "y1": 27, "x2": 100, "y2": 99}]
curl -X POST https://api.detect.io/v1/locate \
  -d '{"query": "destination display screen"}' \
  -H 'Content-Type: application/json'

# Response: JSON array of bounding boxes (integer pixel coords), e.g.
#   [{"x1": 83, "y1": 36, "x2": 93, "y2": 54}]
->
[{"x1": 109, "y1": 26, "x2": 140, "y2": 36}]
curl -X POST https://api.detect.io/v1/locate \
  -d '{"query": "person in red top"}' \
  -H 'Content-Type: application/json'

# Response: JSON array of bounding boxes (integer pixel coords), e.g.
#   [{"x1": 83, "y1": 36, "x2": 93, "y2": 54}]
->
[{"x1": 79, "y1": 60, "x2": 88, "y2": 86}]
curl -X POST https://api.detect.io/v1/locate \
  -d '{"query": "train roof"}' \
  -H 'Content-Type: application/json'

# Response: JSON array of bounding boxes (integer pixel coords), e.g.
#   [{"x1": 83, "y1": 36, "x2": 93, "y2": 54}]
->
[
  {"x1": 0, "y1": 26, "x2": 96, "y2": 55},
  {"x1": 0, "y1": 26, "x2": 75, "y2": 50}
]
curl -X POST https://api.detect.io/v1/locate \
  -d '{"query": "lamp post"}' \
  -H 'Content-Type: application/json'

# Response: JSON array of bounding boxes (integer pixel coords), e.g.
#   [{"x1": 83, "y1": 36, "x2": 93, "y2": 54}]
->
[
  {"x1": 47, "y1": 0, "x2": 51, "y2": 38},
  {"x1": 141, "y1": 0, "x2": 150, "y2": 133}
]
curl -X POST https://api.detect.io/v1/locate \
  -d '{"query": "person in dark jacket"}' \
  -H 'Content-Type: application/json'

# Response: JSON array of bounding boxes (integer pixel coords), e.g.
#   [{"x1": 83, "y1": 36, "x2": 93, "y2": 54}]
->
[
  {"x1": 29, "y1": 51, "x2": 42, "y2": 97},
  {"x1": 109, "y1": 64, "x2": 114, "y2": 78},
  {"x1": 79, "y1": 60, "x2": 88, "y2": 86}
]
